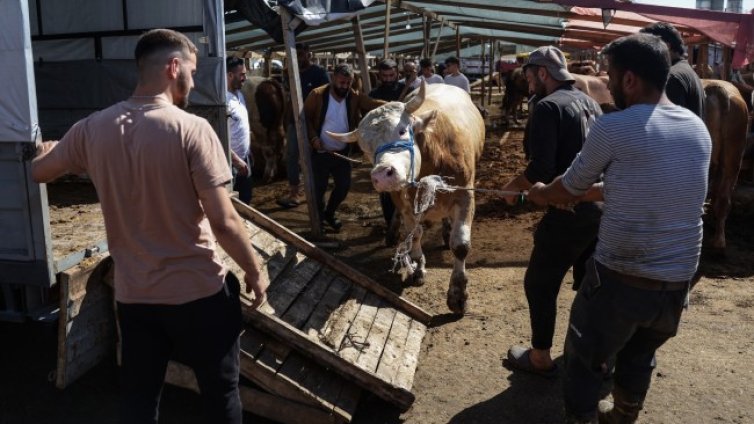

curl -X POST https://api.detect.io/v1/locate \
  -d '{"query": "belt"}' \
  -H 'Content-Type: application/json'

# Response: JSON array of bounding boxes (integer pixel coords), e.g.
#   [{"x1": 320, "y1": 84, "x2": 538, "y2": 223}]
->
[{"x1": 596, "y1": 262, "x2": 688, "y2": 292}]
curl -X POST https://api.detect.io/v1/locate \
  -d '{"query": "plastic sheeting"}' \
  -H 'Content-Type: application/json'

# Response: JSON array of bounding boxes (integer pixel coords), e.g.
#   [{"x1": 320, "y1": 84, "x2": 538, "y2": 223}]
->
[{"x1": 0, "y1": 0, "x2": 39, "y2": 142}]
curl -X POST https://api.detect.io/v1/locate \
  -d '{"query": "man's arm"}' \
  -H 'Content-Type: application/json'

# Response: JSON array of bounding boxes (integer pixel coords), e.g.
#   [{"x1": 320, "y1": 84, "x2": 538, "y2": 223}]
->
[
  {"x1": 198, "y1": 185, "x2": 268, "y2": 308},
  {"x1": 527, "y1": 176, "x2": 603, "y2": 206},
  {"x1": 230, "y1": 150, "x2": 248, "y2": 176},
  {"x1": 31, "y1": 141, "x2": 68, "y2": 183},
  {"x1": 303, "y1": 90, "x2": 323, "y2": 150}
]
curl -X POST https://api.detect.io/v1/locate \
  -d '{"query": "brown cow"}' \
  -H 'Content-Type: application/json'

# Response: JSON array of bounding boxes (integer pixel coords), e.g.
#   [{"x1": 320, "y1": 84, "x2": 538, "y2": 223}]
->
[
  {"x1": 241, "y1": 76, "x2": 286, "y2": 182},
  {"x1": 702, "y1": 79, "x2": 749, "y2": 252},
  {"x1": 326, "y1": 81, "x2": 485, "y2": 314}
]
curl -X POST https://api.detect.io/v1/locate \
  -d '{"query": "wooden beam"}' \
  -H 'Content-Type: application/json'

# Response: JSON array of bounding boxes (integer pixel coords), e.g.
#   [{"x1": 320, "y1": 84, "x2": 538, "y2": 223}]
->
[
  {"x1": 239, "y1": 386, "x2": 343, "y2": 424},
  {"x1": 422, "y1": 15, "x2": 431, "y2": 58},
  {"x1": 455, "y1": 25, "x2": 461, "y2": 58},
  {"x1": 280, "y1": 8, "x2": 322, "y2": 237},
  {"x1": 431, "y1": 19, "x2": 445, "y2": 62},
  {"x1": 352, "y1": 16, "x2": 373, "y2": 94},
  {"x1": 488, "y1": 40, "x2": 495, "y2": 106},
  {"x1": 480, "y1": 40, "x2": 486, "y2": 106},
  {"x1": 390, "y1": 1, "x2": 457, "y2": 30},
  {"x1": 384, "y1": 0, "x2": 392, "y2": 59}
]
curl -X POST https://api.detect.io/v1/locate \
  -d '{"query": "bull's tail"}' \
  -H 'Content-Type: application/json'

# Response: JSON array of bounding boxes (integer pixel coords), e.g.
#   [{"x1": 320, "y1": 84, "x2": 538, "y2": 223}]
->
[{"x1": 255, "y1": 79, "x2": 285, "y2": 129}]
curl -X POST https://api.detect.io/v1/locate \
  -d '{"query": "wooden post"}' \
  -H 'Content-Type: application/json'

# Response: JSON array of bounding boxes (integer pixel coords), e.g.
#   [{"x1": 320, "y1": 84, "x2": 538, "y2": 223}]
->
[
  {"x1": 263, "y1": 49, "x2": 272, "y2": 78},
  {"x1": 488, "y1": 40, "x2": 495, "y2": 106},
  {"x1": 431, "y1": 20, "x2": 445, "y2": 62},
  {"x1": 384, "y1": 0, "x2": 391, "y2": 59},
  {"x1": 722, "y1": 46, "x2": 732, "y2": 81},
  {"x1": 352, "y1": 16, "x2": 372, "y2": 94},
  {"x1": 280, "y1": 8, "x2": 322, "y2": 237},
  {"x1": 698, "y1": 43, "x2": 709, "y2": 78},
  {"x1": 423, "y1": 16, "x2": 431, "y2": 59},
  {"x1": 455, "y1": 25, "x2": 461, "y2": 59},
  {"x1": 480, "y1": 40, "x2": 486, "y2": 108}
]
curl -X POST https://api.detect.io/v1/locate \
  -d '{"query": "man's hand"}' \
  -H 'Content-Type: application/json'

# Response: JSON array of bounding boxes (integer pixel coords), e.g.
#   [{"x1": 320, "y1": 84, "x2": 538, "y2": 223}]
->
[
  {"x1": 527, "y1": 182, "x2": 548, "y2": 206},
  {"x1": 232, "y1": 155, "x2": 249, "y2": 176},
  {"x1": 244, "y1": 272, "x2": 269, "y2": 309},
  {"x1": 500, "y1": 181, "x2": 521, "y2": 205},
  {"x1": 36, "y1": 140, "x2": 59, "y2": 158},
  {"x1": 311, "y1": 136, "x2": 323, "y2": 151}
]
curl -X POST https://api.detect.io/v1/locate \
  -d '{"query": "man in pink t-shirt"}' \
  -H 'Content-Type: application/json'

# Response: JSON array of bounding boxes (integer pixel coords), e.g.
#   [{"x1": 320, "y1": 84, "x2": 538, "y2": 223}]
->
[{"x1": 32, "y1": 29, "x2": 267, "y2": 424}]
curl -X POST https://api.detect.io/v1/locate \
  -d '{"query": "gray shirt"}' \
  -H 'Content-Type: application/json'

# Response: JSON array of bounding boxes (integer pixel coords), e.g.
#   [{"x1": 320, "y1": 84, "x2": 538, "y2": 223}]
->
[{"x1": 562, "y1": 104, "x2": 711, "y2": 282}]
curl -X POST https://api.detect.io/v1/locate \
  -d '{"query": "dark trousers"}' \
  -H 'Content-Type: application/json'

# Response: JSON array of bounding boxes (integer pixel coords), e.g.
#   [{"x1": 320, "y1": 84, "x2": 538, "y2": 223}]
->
[
  {"x1": 117, "y1": 274, "x2": 243, "y2": 424},
  {"x1": 380, "y1": 192, "x2": 396, "y2": 225},
  {"x1": 563, "y1": 259, "x2": 688, "y2": 420},
  {"x1": 524, "y1": 206, "x2": 600, "y2": 350},
  {"x1": 312, "y1": 149, "x2": 352, "y2": 219},
  {"x1": 232, "y1": 155, "x2": 253, "y2": 204}
]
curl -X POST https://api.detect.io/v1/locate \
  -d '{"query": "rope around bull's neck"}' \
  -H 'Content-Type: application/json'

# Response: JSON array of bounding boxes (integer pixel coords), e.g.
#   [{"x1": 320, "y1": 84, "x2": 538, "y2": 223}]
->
[{"x1": 391, "y1": 175, "x2": 527, "y2": 275}]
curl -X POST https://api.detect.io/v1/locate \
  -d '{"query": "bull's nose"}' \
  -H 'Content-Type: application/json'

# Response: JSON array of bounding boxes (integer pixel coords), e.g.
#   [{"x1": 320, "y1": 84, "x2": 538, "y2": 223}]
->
[{"x1": 371, "y1": 165, "x2": 400, "y2": 191}]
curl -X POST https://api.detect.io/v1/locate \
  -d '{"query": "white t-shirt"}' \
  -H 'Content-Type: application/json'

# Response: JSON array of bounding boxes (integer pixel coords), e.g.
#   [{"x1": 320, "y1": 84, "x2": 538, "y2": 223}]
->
[
  {"x1": 420, "y1": 74, "x2": 445, "y2": 85},
  {"x1": 444, "y1": 73, "x2": 470, "y2": 93},
  {"x1": 400, "y1": 77, "x2": 422, "y2": 90},
  {"x1": 319, "y1": 94, "x2": 349, "y2": 152},
  {"x1": 226, "y1": 90, "x2": 250, "y2": 158}
]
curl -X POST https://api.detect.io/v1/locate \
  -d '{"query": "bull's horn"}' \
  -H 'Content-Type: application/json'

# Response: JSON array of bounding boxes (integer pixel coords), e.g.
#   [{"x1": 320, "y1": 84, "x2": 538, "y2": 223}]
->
[
  {"x1": 325, "y1": 130, "x2": 360, "y2": 143},
  {"x1": 404, "y1": 79, "x2": 426, "y2": 114}
]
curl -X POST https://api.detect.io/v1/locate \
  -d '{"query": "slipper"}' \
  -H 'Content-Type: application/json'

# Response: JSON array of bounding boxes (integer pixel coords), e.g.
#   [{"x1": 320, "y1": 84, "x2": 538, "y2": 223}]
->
[{"x1": 503, "y1": 345, "x2": 559, "y2": 379}]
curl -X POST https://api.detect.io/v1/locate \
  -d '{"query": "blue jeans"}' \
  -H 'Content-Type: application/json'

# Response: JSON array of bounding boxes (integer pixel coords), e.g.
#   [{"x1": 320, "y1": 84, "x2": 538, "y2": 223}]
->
[
  {"x1": 286, "y1": 123, "x2": 300, "y2": 186},
  {"x1": 117, "y1": 273, "x2": 243, "y2": 424}
]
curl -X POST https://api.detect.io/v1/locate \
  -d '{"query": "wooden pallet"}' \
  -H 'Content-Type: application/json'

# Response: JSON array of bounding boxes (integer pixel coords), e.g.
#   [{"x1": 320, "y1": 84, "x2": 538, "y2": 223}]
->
[{"x1": 203, "y1": 199, "x2": 432, "y2": 421}]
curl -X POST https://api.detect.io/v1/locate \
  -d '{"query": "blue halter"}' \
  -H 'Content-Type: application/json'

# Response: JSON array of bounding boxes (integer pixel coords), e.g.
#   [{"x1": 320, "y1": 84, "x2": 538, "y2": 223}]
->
[{"x1": 373, "y1": 127, "x2": 417, "y2": 186}]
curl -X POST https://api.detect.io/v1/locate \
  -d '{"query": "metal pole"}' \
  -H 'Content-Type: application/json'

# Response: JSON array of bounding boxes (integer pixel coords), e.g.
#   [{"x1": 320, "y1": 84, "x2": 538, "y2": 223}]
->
[{"x1": 280, "y1": 8, "x2": 322, "y2": 237}]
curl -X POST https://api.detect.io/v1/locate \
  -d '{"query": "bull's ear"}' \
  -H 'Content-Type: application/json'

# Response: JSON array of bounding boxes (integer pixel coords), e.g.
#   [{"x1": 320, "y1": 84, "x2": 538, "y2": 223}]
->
[
  {"x1": 412, "y1": 110, "x2": 437, "y2": 134},
  {"x1": 325, "y1": 130, "x2": 360, "y2": 143}
]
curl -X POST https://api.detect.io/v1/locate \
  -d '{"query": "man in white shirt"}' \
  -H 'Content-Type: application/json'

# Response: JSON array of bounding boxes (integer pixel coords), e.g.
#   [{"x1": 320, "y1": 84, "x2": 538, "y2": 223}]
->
[
  {"x1": 443, "y1": 56, "x2": 471, "y2": 93},
  {"x1": 418, "y1": 58, "x2": 445, "y2": 85},
  {"x1": 226, "y1": 56, "x2": 253, "y2": 204}
]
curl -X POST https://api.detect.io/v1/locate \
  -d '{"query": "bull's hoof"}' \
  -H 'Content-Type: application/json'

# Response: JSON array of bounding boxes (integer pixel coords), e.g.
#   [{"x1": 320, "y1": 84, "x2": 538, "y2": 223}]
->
[
  {"x1": 446, "y1": 288, "x2": 468, "y2": 315},
  {"x1": 407, "y1": 269, "x2": 426, "y2": 287}
]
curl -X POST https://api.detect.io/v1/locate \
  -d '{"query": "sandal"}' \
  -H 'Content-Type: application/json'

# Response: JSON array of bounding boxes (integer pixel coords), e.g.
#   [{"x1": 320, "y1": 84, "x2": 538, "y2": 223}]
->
[{"x1": 503, "y1": 345, "x2": 559, "y2": 379}]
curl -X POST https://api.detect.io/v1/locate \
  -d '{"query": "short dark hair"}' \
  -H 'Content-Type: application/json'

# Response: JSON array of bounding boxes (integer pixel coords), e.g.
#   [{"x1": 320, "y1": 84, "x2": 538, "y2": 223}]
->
[
  {"x1": 226, "y1": 56, "x2": 244, "y2": 72},
  {"x1": 602, "y1": 33, "x2": 671, "y2": 92},
  {"x1": 444, "y1": 56, "x2": 460, "y2": 66},
  {"x1": 419, "y1": 58, "x2": 433, "y2": 69},
  {"x1": 135, "y1": 29, "x2": 198, "y2": 66},
  {"x1": 640, "y1": 22, "x2": 685, "y2": 56},
  {"x1": 333, "y1": 63, "x2": 353, "y2": 78},
  {"x1": 377, "y1": 59, "x2": 398, "y2": 71}
]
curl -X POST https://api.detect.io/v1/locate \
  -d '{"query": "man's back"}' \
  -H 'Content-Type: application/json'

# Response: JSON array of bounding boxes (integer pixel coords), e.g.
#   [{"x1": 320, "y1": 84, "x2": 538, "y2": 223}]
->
[
  {"x1": 667, "y1": 59, "x2": 705, "y2": 117},
  {"x1": 48, "y1": 98, "x2": 231, "y2": 304},
  {"x1": 444, "y1": 73, "x2": 470, "y2": 93}
]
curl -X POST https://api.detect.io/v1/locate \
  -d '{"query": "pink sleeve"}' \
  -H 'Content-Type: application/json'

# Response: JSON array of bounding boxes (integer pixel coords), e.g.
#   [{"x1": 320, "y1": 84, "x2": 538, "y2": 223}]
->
[
  {"x1": 187, "y1": 120, "x2": 233, "y2": 192},
  {"x1": 46, "y1": 119, "x2": 88, "y2": 175}
]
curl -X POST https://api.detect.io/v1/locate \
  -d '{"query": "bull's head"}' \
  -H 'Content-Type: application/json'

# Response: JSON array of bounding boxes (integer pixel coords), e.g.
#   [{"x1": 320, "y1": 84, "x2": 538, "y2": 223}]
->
[{"x1": 326, "y1": 80, "x2": 437, "y2": 192}]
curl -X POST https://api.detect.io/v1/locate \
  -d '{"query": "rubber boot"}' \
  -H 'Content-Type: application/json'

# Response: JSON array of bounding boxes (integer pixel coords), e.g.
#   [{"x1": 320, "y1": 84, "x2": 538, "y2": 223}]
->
[{"x1": 598, "y1": 386, "x2": 644, "y2": 424}]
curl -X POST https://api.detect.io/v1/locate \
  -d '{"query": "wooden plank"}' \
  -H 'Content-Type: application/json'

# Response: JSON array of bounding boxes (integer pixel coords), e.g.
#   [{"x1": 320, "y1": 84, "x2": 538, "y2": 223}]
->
[
  {"x1": 337, "y1": 292, "x2": 380, "y2": 363},
  {"x1": 280, "y1": 8, "x2": 322, "y2": 236},
  {"x1": 356, "y1": 300, "x2": 398, "y2": 373},
  {"x1": 384, "y1": 0, "x2": 392, "y2": 59},
  {"x1": 264, "y1": 253, "x2": 323, "y2": 318},
  {"x1": 301, "y1": 276, "x2": 354, "y2": 342},
  {"x1": 244, "y1": 305, "x2": 416, "y2": 411},
  {"x1": 281, "y1": 267, "x2": 338, "y2": 328},
  {"x1": 392, "y1": 319, "x2": 427, "y2": 391},
  {"x1": 318, "y1": 284, "x2": 368, "y2": 350},
  {"x1": 375, "y1": 312, "x2": 411, "y2": 383},
  {"x1": 232, "y1": 199, "x2": 432, "y2": 325},
  {"x1": 239, "y1": 385, "x2": 339, "y2": 424},
  {"x1": 352, "y1": 16, "x2": 372, "y2": 94}
]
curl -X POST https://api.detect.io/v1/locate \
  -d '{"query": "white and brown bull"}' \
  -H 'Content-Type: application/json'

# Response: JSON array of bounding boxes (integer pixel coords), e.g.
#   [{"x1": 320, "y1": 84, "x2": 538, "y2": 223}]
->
[
  {"x1": 327, "y1": 81, "x2": 485, "y2": 314},
  {"x1": 241, "y1": 76, "x2": 286, "y2": 182}
]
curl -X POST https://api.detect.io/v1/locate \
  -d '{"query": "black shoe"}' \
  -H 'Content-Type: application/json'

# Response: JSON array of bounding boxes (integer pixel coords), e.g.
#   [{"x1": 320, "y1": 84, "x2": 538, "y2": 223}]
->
[{"x1": 323, "y1": 215, "x2": 342, "y2": 231}]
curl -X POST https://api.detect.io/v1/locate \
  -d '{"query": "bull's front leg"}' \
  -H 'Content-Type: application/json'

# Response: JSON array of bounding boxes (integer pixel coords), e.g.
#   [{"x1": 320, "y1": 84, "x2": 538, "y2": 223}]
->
[
  {"x1": 447, "y1": 192, "x2": 474, "y2": 314},
  {"x1": 401, "y1": 211, "x2": 426, "y2": 287}
]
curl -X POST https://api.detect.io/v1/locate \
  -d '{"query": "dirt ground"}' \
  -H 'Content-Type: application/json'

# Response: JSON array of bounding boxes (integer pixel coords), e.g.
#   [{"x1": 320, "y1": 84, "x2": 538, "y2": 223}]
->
[{"x1": 2, "y1": 126, "x2": 753, "y2": 424}]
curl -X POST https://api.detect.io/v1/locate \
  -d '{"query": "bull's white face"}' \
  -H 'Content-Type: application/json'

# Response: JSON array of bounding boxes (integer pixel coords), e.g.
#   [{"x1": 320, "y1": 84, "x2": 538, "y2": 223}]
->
[{"x1": 357, "y1": 102, "x2": 421, "y2": 192}]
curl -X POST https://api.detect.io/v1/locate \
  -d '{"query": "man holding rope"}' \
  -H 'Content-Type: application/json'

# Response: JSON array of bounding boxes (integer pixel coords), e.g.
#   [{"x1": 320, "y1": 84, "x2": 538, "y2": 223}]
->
[
  {"x1": 500, "y1": 46, "x2": 603, "y2": 378},
  {"x1": 527, "y1": 34, "x2": 710, "y2": 423}
]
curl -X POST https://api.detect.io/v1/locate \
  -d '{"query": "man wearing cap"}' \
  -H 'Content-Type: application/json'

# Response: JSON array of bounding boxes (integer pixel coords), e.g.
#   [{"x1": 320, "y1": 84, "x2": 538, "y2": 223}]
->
[{"x1": 499, "y1": 45, "x2": 603, "y2": 379}]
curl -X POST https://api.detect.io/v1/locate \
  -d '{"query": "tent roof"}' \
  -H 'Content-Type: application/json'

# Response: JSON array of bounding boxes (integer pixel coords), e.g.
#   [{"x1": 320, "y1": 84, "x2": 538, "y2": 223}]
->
[{"x1": 225, "y1": 0, "x2": 754, "y2": 66}]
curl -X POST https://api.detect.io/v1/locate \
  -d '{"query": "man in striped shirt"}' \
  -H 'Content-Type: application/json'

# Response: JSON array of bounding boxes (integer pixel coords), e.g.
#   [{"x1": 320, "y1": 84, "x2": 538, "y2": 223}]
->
[{"x1": 528, "y1": 34, "x2": 711, "y2": 424}]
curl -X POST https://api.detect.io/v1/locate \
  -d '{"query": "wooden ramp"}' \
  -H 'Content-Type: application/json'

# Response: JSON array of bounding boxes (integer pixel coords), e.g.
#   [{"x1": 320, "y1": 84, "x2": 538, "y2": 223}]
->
[{"x1": 167, "y1": 199, "x2": 432, "y2": 423}]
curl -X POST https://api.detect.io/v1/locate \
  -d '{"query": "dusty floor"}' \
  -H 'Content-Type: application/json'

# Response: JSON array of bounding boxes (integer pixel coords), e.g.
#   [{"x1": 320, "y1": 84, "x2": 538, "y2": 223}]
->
[{"x1": 2, "y1": 127, "x2": 753, "y2": 424}]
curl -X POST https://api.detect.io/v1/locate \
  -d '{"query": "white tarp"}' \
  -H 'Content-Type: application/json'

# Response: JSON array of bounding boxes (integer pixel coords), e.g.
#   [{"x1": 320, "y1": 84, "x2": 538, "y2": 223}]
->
[{"x1": 0, "y1": 0, "x2": 39, "y2": 142}]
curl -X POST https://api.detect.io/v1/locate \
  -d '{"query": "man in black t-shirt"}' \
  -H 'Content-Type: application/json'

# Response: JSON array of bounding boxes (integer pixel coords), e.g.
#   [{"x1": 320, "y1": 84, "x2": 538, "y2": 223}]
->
[
  {"x1": 278, "y1": 43, "x2": 330, "y2": 208},
  {"x1": 641, "y1": 22, "x2": 705, "y2": 117},
  {"x1": 500, "y1": 46, "x2": 603, "y2": 379}
]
